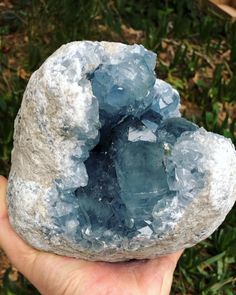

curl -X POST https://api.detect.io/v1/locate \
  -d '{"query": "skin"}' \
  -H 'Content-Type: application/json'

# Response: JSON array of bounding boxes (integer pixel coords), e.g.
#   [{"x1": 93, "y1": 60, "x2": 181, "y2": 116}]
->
[{"x1": 0, "y1": 176, "x2": 183, "y2": 295}]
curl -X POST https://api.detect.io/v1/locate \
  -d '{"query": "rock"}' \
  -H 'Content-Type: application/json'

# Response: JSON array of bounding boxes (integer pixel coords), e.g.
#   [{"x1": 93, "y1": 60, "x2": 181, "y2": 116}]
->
[{"x1": 7, "y1": 41, "x2": 236, "y2": 262}]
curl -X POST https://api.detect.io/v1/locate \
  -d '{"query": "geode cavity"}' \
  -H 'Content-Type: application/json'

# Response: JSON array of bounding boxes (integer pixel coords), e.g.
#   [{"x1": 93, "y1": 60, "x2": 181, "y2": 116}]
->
[{"x1": 7, "y1": 41, "x2": 236, "y2": 261}]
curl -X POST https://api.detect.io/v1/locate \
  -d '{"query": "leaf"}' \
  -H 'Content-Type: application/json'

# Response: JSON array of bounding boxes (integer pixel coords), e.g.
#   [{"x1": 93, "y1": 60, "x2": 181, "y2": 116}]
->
[
  {"x1": 205, "y1": 277, "x2": 236, "y2": 293},
  {"x1": 197, "y1": 251, "x2": 226, "y2": 270},
  {"x1": 17, "y1": 68, "x2": 29, "y2": 80}
]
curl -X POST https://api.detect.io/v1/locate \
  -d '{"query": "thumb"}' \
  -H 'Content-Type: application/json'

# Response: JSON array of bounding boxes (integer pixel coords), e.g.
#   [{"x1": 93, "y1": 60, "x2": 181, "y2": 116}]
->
[
  {"x1": 0, "y1": 176, "x2": 8, "y2": 218},
  {"x1": 0, "y1": 176, "x2": 39, "y2": 279}
]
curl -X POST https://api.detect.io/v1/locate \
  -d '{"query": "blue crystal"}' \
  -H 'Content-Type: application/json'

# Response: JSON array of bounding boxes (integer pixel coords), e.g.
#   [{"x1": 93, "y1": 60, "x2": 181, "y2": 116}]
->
[
  {"x1": 90, "y1": 47, "x2": 156, "y2": 119},
  {"x1": 150, "y1": 79, "x2": 181, "y2": 118},
  {"x1": 46, "y1": 45, "x2": 204, "y2": 252}
]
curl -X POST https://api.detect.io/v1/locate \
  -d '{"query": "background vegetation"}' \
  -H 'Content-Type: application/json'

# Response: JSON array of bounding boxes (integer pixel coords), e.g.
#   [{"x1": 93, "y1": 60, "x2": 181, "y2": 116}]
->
[{"x1": 0, "y1": 0, "x2": 236, "y2": 294}]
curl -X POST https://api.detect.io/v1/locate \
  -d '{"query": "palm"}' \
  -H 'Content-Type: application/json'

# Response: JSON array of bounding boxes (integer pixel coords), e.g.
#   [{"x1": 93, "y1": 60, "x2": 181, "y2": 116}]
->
[
  {"x1": 0, "y1": 177, "x2": 182, "y2": 295},
  {"x1": 28, "y1": 250, "x2": 181, "y2": 295}
]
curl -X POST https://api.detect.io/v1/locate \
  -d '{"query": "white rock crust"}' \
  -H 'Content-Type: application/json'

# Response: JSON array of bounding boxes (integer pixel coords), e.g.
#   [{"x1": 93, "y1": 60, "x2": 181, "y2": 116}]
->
[{"x1": 7, "y1": 41, "x2": 236, "y2": 261}]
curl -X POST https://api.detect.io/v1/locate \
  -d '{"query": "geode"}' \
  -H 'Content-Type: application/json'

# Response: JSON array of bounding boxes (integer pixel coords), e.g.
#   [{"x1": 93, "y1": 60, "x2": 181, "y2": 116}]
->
[{"x1": 7, "y1": 41, "x2": 236, "y2": 262}]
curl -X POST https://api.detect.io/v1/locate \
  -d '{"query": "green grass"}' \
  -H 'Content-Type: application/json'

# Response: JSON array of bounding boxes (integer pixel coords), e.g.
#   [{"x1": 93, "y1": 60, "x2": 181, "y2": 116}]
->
[{"x1": 0, "y1": 1, "x2": 236, "y2": 294}]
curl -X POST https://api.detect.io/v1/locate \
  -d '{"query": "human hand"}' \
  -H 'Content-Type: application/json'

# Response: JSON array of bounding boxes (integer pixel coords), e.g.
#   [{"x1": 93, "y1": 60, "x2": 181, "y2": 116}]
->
[{"x1": 0, "y1": 176, "x2": 183, "y2": 295}]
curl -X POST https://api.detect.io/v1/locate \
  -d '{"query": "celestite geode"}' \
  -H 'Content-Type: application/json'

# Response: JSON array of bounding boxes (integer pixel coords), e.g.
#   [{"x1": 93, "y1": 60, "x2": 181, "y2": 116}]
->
[{"x1": 7, "y1": 41, "x2": 236, "y2": 261}]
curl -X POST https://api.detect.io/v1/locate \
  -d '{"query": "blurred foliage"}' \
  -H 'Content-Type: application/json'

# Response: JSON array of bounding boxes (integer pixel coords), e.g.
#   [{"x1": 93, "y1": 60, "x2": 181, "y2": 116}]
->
[
  {"x1": 0, "y1": 0, "x2": 236, "y2": 294},
  {"x1": 0, "y1": 267, "x2": 40, "y2": 295}
]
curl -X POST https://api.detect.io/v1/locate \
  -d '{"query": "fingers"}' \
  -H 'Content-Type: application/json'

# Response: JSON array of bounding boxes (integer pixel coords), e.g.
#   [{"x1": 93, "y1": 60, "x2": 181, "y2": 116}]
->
[
  {"x1": 159, "y1": 250, "x2": 183, "y2": 295},
  {"x1": 139, "y1": 250, "x2": 183, "y2": 295},
  {"x1": 0, "y1": 176, "x2": 39, "y2": 279},
  {"x1": 162, "y1": 250, "x2": 183, "y2": 270},
  {"x1": 147, "y1": 249, "x2": 183, "y2": 275}
]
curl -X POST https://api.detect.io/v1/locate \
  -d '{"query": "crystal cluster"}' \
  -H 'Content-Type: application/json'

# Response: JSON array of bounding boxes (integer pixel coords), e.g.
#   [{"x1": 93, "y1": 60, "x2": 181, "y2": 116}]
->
[{"x1": 7, "y1": 41, "x2": 236, "y2": 261}]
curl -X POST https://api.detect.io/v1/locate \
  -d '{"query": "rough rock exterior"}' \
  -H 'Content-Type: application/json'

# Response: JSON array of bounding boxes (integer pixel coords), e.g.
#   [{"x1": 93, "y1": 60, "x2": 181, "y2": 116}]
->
[{"x1": 7, "y1": 41, "x2": 236, "y2": 262}]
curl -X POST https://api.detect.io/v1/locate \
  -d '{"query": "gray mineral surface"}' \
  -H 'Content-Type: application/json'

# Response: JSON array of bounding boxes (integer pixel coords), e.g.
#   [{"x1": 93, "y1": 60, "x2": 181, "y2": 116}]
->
[{"x1": 7, "y1": 41, "x2": 236, "y2": 261}]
